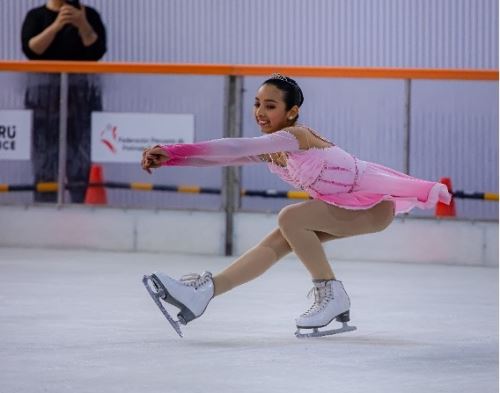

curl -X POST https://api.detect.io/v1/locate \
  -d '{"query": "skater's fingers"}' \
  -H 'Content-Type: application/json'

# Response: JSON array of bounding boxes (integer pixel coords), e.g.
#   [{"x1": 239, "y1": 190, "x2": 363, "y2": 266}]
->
[
  {"x1": 149, "y1": 160, "x2": 162, "y2": 168},
  {"x1": 148, "y1": 147, "x2": 167, "y2": 157},
  {"x1": 144, "y1": 155, "x2": 158, "y2": 167},
  {"x1": 142, "y1": 145, "x2": 162, "y2": 157},
  {"x1": 141, "y1": 161, "x2": 153, "y2": 174},
  {"x1": 147, "y1": 150, "x2": 170, "y2": 164},
  {"x1": 150, "y1": 154, "x2": 165, "y2": 164},
  {"x1": 145, "y1": 152, "x2": 160, "y2": 161},
  {"x1": 141, "y1": 157, "x2": 153, "y2": 171},
  {"x1": 142, "y1": 150, "x2": 153, "y2": 164},
  {"x1": 141, "y1": 146, "x2": 169, "y2": 172}
]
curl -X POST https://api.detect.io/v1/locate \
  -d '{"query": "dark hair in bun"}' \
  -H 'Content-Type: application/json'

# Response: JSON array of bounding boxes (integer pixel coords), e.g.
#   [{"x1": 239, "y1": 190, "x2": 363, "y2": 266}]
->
[{"x1": 262, "y1": 73, "x2": 304, "y2": 111}]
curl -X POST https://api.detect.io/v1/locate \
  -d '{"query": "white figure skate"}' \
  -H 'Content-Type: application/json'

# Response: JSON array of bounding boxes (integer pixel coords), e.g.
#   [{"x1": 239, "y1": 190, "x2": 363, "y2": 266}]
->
[
  {"x1": 295, "y1": 279, "x2": 357, "y2": 338},
  {"x1": 142, "y1": 271, "x2": 214, "y2": 338}
]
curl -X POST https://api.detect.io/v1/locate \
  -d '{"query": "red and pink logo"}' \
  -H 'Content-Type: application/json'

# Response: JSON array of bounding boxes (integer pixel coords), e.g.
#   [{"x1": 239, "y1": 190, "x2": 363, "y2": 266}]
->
[{"x1": 100, "y1": 124, "x2": 118, "y2": 153}]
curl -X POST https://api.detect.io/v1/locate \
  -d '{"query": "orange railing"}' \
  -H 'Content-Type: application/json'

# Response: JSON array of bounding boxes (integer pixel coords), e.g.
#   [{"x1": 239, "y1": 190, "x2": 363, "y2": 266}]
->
[{"x1": 0, "y1": 60, "x2": 497, "y2": 80}]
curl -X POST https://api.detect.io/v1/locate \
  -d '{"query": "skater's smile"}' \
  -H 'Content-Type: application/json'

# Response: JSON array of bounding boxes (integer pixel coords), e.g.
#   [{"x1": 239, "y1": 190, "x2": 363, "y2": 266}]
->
[{"x1": 254, "y1": 84, "x2": 299, "y2": 134}]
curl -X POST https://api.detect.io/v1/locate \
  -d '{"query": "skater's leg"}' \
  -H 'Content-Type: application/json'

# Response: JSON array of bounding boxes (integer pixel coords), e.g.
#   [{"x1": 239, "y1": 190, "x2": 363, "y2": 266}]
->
[
  {"x1": 213, "y1": 228, "x2": 337, "y2": 296},
  {"x1": 286, "y1": 200, "x2": 394, "y2": 334},
  {"x1": 278, "y1": 200, "x2": 394, "y2": 280}
]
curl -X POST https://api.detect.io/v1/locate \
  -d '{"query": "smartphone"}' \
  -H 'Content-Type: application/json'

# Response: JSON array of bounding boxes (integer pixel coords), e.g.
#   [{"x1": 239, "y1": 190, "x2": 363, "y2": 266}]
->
[{"x1": 65, "y1": 0, "x2": 81, "y2": 9}]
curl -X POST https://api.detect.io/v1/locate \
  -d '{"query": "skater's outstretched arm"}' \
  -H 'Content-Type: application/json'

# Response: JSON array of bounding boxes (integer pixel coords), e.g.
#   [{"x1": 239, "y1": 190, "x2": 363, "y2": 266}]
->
[{"x1": 141, "y1": 130, "x2": 300, "y2": 171}]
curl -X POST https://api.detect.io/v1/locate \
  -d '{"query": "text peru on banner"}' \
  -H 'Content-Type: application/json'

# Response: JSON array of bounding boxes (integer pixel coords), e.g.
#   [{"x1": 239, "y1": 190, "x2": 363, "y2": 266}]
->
[{"x1": 0, "y1": 110, "x2": 32, "y2": 160}]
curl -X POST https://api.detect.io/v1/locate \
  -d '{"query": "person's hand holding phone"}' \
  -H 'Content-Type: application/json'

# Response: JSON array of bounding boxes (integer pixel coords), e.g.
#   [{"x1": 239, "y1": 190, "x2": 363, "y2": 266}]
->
[
  {"x1": 51, "y1": 4, "x2": 75, "y2": 31},
  {"x1": 58, "y1": 4, "x2": 88, "y2": 31},
  {"x1": 65, "y1": 0, "x2": 81, "y2": 9},
  {"x1": 54, "y1": 2, "x2": 97, "y2": 46}
]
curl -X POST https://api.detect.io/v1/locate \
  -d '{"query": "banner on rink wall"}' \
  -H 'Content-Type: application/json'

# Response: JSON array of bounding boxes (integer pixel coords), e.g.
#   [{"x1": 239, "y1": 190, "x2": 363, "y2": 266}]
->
[
  {"x1": 91, "y1": 112, "x2": 194, "y2": 163},
  {"x1": 0, "y1": 110, "x2": 32, "y2": 161}
]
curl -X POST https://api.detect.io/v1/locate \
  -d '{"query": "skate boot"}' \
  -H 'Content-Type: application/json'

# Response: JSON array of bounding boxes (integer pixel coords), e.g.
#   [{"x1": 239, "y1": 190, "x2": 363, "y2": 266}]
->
[
  {"x1": 143, "y1": 271, "x2": 214, "y2": 338},
  {"x1": 295, "y1": 279, "x2": 356, "y2": 338}
]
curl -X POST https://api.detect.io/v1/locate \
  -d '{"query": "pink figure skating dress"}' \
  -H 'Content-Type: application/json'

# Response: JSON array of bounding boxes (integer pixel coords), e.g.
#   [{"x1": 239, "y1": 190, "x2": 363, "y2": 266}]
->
[{"x1": 160, "y1": 128, "x2": 451, "y2": 215}]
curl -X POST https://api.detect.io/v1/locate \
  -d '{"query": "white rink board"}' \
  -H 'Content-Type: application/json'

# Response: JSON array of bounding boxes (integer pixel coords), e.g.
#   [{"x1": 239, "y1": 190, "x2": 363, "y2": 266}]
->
[
  {"x1": 0, "y1": 205, "x2": 496, "y2": 266},
  {"x1": 0, "y1": 248, "x2": 497, "y2": 393}
]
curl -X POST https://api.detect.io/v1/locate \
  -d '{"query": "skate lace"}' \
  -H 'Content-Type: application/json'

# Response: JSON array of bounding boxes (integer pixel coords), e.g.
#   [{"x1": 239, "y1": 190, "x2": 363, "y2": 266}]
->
[
  {"x1": 180, "y1": 272, "x2": 212, "y2": 289},
  {"x1": 301, "y1": 284, "x2": 334, "y2": 317}
]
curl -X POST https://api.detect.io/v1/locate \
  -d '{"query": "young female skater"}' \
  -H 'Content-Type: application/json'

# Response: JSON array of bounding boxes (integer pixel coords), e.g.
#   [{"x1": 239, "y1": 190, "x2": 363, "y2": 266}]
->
[{"x1": 141, "y1": 74, "x2": 451, "y2": 338}]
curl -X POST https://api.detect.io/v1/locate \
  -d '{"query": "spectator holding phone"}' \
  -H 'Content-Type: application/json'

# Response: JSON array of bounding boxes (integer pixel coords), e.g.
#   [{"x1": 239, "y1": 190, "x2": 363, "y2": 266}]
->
[{"x1": 21, "y1": 0, "x2": 107, "y2": 203}]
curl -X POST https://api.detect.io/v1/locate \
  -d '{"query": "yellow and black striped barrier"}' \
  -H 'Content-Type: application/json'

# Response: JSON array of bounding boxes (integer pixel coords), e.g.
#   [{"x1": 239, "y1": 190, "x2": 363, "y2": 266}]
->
[
  {"x1": 241, "y1": 189, "x2": 310, "y2": 199},
  {"x1": 452, "y1": 191, "x2": 499, "y2": 202},
  {"x1": 0, "y1": 181, "x2": 498, "y2": 202},
  {"x1": 0, "y1": 182, "x2": 66, "y2": 193}
]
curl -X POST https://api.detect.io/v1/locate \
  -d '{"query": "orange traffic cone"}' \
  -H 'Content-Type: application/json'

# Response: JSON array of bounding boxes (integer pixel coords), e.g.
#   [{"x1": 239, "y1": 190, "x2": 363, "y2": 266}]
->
[
  {"x1": 435, "y1": 177, "x2": 456, "y2": 217},
  {"x1": 85, "y1": 164, "x2": 107, "y2": 205}
]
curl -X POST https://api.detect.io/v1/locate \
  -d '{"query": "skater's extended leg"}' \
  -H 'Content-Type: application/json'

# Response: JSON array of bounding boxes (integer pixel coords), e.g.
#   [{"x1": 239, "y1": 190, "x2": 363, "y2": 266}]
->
[
  {"x1": 213, "y1": 228, "x2": 338, "y2": 296},
  {"x1": 144, "y1": 226, "x2": 337, "y2": 333}
]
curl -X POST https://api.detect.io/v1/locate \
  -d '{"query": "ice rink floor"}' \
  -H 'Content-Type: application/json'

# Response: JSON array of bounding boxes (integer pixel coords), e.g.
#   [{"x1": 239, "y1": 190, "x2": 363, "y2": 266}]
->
[{"x1": 0, "y1": 247, "x2": 498, "y2": 393}]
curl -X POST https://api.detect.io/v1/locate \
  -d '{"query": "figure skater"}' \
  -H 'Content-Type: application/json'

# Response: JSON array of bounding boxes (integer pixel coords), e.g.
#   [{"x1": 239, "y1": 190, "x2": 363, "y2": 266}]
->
[{"x1": 141, "y1": 73, "x2": 451, "y2": 338}]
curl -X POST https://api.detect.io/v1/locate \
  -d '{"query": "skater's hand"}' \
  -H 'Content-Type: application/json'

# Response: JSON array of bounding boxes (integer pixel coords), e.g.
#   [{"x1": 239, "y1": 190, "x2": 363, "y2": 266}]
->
[{"x1": 141, "y1": 145, "x2": 169, "y2": 174}]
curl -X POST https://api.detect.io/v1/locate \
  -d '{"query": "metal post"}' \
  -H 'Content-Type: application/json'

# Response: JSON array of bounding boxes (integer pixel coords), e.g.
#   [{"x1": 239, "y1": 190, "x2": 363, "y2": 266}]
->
[
  {"x1": 57, "y1": 72, "x2": 69, "y2": 205},
  {"x1": 222, "y1": 75, "x2": 243, "y2": 256},
  {"x1": 403, "y1": 79, "x2": 412, "y2": 175}
]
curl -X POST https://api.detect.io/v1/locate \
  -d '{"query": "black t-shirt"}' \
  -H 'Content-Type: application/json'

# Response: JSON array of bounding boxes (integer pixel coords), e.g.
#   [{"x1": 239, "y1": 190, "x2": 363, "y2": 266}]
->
[{"x1": 21, "y1": 5, "x2": 107, "y2": 60}]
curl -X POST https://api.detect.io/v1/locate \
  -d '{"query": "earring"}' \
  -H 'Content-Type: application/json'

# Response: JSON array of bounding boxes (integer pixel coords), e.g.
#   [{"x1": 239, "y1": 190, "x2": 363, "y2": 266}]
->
[{"x1": 288, "y1": 117, "x2": 294, "y2": 120}]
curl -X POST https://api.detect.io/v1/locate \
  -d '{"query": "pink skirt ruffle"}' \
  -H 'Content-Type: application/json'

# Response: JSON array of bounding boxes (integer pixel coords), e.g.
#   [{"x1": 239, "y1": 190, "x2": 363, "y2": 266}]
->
[{"x1": 310, "y1": 162, "x2": 452, "y2": 215}]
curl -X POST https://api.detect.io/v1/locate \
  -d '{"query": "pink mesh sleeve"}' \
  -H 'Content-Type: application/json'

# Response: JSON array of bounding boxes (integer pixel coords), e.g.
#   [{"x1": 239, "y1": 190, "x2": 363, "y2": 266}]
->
[{"x1": 160, "y1": 130, "x2": 300, "y2": 167}]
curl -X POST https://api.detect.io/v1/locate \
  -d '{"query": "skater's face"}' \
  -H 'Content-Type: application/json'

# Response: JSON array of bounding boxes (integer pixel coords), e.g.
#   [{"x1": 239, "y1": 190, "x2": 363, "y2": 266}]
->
[{"x1": 254, "y1": 84, "x2": 299, "y2": 134}]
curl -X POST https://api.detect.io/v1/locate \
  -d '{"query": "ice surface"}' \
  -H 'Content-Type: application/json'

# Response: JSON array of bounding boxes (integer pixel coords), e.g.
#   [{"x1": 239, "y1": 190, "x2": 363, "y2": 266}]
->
[{"x1": 0, "y1": 247, "x2": 497, "y2": 393}]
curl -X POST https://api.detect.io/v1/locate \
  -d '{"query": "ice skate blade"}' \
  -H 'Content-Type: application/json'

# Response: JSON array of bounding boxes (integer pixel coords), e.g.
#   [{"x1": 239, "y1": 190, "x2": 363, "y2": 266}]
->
[
  {"x1": 149, "y1": 273, "x2": 196, "y2": 325},
  {"x1": 295, "y1": 322, "x2": 357, "y2": 339},
  {"x1": 142, "y1": 275, "x2": 183, "y2": 338}
]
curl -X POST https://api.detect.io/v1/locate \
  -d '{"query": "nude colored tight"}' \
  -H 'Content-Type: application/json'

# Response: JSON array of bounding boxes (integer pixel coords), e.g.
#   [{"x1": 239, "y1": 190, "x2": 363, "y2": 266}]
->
[{"x1": 213, "y1": 200, "x2": 395, "y2": 296}]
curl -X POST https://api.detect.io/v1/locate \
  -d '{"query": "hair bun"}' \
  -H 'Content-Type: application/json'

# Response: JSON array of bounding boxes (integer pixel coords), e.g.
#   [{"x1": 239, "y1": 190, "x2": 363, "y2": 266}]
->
[
  {"x1": 267, "y1": 73, "x2": 304, "y2": 107},
  {"x1": 263, "y1": 74, "x2": 304, "y2": 108}
]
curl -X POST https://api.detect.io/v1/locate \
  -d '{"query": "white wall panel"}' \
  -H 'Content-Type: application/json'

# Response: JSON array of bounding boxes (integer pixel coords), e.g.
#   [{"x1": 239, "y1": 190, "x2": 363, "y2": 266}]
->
[
  {"x1": 410, "y1": 80, "x2": 499, "y2": 220},
  {"x1": 1, "y1": 0, "x2": 497, "y2": 68}
]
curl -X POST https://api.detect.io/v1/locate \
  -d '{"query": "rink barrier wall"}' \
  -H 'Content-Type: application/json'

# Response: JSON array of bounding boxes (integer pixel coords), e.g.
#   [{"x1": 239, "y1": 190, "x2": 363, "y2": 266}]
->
[{"x1": 0, "y1": 205, "x2": 497, "y2": 267}]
